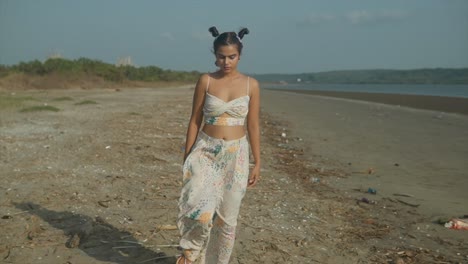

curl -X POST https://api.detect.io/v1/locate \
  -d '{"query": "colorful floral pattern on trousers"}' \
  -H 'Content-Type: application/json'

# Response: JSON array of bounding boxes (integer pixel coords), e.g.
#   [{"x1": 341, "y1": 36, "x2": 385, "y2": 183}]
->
[{"x1": 177, "y1": 131, "x2": 249, "y2": 263}]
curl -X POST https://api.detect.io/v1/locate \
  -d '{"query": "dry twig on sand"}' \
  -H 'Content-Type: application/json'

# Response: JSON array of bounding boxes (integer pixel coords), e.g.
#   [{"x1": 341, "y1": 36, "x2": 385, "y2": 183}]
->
[{"x1": 396, "y1": 199, "x2": 420, "y2": 207}]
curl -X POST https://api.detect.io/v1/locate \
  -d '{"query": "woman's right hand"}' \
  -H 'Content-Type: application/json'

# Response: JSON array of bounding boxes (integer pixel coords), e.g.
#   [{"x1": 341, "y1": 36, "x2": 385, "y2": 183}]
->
[{"x1": 247, "y1": 165, "x2": 260, "y2": 187}]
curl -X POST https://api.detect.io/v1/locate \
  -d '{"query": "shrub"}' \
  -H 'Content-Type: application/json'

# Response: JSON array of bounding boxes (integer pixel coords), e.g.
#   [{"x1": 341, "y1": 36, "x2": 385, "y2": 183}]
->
[{"x1": 20, "y1": 105, "x2": 60, "y2": 112}]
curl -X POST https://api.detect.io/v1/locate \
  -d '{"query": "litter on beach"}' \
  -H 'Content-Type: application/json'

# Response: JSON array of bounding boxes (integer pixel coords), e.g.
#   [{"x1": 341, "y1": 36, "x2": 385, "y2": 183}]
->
[
  {"x1": 444, "y1": 218, "x2": 468, "y2": 230},
  {"x1": 352, "y1": 168, "x2": 375, "y2": 174}
]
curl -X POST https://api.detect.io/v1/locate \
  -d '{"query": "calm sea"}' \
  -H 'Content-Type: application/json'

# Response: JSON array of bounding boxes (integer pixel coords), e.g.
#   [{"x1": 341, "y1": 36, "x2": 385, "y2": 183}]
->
[{"x1": 264, "y1": 83, "x2": 468, "y2": 98}]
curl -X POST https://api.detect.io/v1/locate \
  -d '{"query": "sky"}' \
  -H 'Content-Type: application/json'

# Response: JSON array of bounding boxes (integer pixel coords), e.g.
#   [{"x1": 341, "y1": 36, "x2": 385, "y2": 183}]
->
[{"x1": 1, "y1": 0, "x2": 467, "y2": 74}]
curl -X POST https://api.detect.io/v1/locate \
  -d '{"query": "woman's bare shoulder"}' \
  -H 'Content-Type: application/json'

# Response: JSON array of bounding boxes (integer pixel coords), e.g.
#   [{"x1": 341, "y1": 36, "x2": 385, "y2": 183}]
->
[
  {"x1": 198, "y1": 73, "x2": 211, "y2": 83},
  {"x1": 195, "y1": 73, "x2": 211, "y2": 91},
  {"x1": 247, "y1": 76, "x2": 260, "y2": 90}
]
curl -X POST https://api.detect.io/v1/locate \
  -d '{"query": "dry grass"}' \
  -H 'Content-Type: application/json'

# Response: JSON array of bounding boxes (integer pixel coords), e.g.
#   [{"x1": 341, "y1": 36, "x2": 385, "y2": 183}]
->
[
  {"x1": 75, "y1": 100, "x2": 97, "y2": 105},
  {"x1": 0, "y1": 93, "x2": 37, "y2": 110},
  {"x1": 0, "y1": 72, "x2": 193, "y2": 90},
  {"x1": 19, "y1": 105, "x2": 60, "y2": 112},
  {"x1": 52, "y1": 96, "x2": 74, "y2": 101}
]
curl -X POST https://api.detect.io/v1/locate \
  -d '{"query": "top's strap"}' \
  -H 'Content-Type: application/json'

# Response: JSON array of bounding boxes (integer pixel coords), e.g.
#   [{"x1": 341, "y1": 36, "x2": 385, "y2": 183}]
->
[{"x1": 206, "y1": 76, "x2": 211, "y2": 92}]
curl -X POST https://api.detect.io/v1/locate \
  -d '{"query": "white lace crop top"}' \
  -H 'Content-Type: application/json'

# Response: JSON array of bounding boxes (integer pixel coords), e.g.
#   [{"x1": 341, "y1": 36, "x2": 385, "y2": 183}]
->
[{"x1": 203, "y1": 76, "x2": 250, "y2": 126}]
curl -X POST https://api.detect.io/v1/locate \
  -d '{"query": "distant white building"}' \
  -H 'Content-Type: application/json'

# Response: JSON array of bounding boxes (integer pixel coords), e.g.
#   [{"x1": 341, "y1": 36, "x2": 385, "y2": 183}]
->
[
  {"x1": 297, "y1": 78, "x2": 302, "y2": 82},
  {"x1": 116, "y1": 56, "x2": 135, "y2": 67},
  {"x1": 46, "y1": 51, "x2": 63, "y2": 60}
]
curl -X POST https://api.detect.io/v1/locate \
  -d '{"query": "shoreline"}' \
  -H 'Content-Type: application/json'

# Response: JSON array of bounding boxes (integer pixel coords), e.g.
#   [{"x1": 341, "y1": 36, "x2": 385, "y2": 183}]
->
[{"x1": 269, "y1": 88, "x2": 468, "y2": 115}]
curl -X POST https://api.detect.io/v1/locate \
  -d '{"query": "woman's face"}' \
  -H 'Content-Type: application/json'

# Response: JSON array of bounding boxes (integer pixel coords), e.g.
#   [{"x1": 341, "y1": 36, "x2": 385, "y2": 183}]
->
[{"x1": 215, "y1": 44, "x2": 240, "y2": 73}]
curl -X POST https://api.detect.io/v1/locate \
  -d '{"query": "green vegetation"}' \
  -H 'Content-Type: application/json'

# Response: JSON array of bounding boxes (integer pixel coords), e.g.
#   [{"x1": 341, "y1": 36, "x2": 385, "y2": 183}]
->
[
  {"x1": 52, "y1": 96, "x2": 73, "y2": 101},
  {"x1": 254, "y1": 68, "x2": 468, "y2": 84},
  {"x1": 20, "y1": 105, "x2": 60, "y2": 112},
  {"x1": 3, "y1": 58, "x2": 466, "y2": 85},
  {"x1": 75, "y1": 100, "x2": 97, "y2": 105},
  {"x1": 0, "y1": 94, "x2": 37, "y2": 110},
  {"x1": 0, "y1": 57, "x2": 201, "y2": 83}
]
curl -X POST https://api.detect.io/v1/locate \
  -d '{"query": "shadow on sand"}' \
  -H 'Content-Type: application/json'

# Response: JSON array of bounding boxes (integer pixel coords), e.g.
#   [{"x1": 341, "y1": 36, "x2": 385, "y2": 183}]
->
[{"x1": 13, "y1": 202, "x2": 177, "y2": 264}]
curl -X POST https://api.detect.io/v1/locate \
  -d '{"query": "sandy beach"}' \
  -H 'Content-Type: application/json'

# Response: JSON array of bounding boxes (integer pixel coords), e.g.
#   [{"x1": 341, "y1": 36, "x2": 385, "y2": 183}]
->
[
  {"x1": 262, "y1": 89, "x2": 468, "y2": 217},
  {"x1": 1, "y1": 86, "x2": 467, "y2": 263}
]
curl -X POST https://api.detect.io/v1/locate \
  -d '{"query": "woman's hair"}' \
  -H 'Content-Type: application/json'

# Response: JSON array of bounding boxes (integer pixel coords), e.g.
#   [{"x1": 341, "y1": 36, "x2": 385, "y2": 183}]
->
[{"x1": 209, "y1": 26, "x2": 249, "y2": 54}]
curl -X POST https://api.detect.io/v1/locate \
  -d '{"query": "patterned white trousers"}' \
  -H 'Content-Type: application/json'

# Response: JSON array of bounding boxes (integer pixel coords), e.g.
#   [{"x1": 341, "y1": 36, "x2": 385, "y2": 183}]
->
[{"x1": 177, "y1": 131, "x2": 249, "y2": 263}]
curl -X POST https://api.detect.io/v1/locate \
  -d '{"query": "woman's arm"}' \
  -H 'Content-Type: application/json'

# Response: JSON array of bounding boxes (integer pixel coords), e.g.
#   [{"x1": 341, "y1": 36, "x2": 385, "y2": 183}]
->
[
  {"x1": 183, "y1": 74, "x2": 209, "y2": 162},
  {"x1": 246, "y1": 78, "x2": 261, "y2": 187}
]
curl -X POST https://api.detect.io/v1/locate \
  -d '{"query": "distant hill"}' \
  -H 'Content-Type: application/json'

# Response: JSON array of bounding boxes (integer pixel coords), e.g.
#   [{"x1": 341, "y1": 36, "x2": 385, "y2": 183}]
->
[{"x1": 253, "y1": 68, "x2": 468, "y2": 85}]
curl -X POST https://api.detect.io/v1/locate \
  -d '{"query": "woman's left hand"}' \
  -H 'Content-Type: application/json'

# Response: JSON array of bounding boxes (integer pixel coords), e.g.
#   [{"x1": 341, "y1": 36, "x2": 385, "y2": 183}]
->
[{"x1": 248, "y1": 165, "x2": 260, "y2": 188}]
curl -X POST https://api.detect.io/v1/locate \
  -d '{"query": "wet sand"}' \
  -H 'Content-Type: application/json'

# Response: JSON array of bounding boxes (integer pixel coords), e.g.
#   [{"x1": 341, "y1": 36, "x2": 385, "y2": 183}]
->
[
  {"x1": 272, "y1": 89, "x2": 468, "y2": 115},
  {"x1": 262, "y1": 88, "x2": 468, "y2": 218}
]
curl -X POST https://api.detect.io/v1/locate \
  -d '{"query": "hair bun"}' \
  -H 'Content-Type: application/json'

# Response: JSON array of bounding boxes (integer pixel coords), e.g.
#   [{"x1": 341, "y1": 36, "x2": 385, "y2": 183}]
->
[
  {"x1": 209, "y1": 26, "x2": 219, "y2": 37},
  {"x1": 238, "y1": 28, "x2": 249, "y2": 39}
]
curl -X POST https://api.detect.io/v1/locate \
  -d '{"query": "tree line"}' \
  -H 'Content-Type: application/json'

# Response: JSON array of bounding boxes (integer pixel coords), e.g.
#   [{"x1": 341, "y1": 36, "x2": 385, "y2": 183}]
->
[
  {"x1": 254, "y1": 68, "x2": 468, "y2": 84},
  {"x1": 0, "y1": 57, "x2": 201, "y2": 82}
]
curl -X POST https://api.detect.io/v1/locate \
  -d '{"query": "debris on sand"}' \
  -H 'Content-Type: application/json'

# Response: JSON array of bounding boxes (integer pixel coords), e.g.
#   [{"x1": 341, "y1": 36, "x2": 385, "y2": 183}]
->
[{"x1": 444, "y1": 218, "x2": 468, "y2": 230}]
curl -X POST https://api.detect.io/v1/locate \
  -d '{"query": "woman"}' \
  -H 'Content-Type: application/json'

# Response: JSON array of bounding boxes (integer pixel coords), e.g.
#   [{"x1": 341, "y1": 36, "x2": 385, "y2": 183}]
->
[{"x1": 176, "y1": 26, "x2": 261, "y2": 264}]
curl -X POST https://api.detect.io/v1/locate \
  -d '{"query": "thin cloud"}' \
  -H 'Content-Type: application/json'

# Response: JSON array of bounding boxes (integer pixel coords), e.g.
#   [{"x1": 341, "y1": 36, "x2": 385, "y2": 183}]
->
[
  {"x1": 160, "y1": 32, "x2": 175, "y2": 41},
  {"x1": 297, "y1": 14, "x2": 336, "y2": 27},
  {"x1": 297, "y1": 10, "x2": 408, "y2": 28},
  {"x1": 346, "y1": 10, "x2": 408, "y2": 25},
  {"x1": 191, "y1": 31, "x2": 212, "y2": 41}
]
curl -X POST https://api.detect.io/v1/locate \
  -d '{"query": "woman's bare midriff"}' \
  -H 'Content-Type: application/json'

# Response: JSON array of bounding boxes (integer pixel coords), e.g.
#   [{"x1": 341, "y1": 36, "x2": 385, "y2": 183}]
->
[{"x1": 202, "y1": 124, "x2": 246, "y2": 140}]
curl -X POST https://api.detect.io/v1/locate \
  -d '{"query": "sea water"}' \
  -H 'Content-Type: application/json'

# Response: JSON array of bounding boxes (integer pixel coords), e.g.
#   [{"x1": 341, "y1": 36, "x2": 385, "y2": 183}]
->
[{"x1": 264, "y1": 83, "x2": 468, "y2": 98}]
